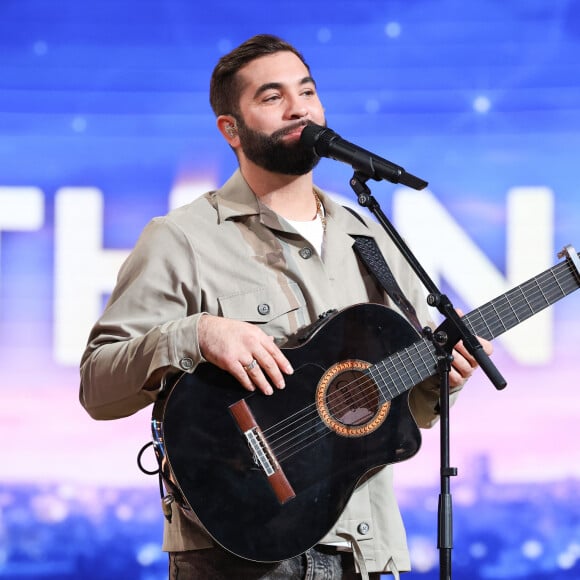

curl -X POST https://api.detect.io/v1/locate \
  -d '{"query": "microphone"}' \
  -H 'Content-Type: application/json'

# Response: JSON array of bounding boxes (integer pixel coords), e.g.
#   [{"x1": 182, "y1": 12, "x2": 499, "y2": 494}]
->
[{"x1": 300, "y1": 124, "x2": 428, "y2": 190}]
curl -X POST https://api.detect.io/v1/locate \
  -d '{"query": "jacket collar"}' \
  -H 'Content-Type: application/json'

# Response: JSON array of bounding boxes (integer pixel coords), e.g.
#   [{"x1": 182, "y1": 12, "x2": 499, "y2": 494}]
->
[{"x1": 214, "y1": 169, "x2": 376, "y2": 238}]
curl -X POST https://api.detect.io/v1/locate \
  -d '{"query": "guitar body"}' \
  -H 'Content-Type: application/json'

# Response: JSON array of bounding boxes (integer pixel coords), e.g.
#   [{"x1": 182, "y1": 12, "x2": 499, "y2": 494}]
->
[{"x1": 152, "y1": 303, "x2": 425, "y2": 562}]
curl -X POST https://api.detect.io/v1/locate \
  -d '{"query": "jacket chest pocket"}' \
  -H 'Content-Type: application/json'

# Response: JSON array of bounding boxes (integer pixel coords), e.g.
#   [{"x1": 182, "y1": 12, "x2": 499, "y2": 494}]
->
[{"x1": 217, "y1": 281, "x2": 307, "y2": 336}]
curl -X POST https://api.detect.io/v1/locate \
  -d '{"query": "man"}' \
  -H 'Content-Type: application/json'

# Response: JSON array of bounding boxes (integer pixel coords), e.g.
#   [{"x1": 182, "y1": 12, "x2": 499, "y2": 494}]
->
[{"x1": 80, "y1": 34, "x2": 492, "y2": 579}]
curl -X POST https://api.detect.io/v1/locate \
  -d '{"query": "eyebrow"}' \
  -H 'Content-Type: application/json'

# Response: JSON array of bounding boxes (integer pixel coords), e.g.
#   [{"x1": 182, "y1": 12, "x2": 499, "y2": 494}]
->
[{"x1": 253, "y1": 76, "x2": 317, "y2": 99}]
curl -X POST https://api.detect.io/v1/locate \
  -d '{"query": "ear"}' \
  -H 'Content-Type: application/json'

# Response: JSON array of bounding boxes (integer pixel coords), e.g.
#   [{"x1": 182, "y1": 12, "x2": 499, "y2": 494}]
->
[{"x1": 217, "y1": 115, "x2": 239, "y2": 146}]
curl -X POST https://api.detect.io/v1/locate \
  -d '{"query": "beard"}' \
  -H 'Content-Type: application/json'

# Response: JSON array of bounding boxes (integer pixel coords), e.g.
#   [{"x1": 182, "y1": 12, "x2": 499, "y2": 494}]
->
[{"x1": 235, "y1": 118, "x2": 322, "y2": 176}]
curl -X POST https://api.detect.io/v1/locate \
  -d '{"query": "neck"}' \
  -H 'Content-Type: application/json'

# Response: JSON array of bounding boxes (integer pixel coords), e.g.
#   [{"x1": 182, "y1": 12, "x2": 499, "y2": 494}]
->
[{"x1": 240, "y1": 162, "x2": 317, "y2": 221}]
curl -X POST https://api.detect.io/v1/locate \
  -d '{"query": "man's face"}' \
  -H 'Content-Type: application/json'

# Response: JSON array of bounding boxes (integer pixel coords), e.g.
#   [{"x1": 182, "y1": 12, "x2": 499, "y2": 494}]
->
[{"x1": 233, "y1": 51, "x2": 326, "y2": 175}]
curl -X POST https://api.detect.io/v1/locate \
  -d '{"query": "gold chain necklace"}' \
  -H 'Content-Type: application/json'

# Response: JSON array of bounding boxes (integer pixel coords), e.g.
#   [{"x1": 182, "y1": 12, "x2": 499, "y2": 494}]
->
[{"x1": 313, "y1": 191, "x2": 327, "y2": 232}]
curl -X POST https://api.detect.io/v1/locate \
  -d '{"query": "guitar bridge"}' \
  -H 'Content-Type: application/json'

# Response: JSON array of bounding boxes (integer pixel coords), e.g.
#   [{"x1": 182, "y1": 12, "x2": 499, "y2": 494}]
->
[
  {"x1": 229, "y1": 399, "x2": 296, "y2": 504},
  {"x1": 246, "y1": 428, "x2": 275, "y2": 476}
]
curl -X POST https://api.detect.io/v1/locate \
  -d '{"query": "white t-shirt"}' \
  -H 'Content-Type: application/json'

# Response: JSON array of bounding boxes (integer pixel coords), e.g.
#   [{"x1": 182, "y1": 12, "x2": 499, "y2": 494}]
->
[{"x1": 286, "y1": 213, "x2": 325, "y2": 257}]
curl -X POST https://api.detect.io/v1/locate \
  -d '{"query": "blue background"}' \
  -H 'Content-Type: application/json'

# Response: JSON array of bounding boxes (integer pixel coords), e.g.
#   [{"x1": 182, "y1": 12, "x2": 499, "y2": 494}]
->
[{"x1": 1, "y1": 0, "x2": 580, "y2": 578}]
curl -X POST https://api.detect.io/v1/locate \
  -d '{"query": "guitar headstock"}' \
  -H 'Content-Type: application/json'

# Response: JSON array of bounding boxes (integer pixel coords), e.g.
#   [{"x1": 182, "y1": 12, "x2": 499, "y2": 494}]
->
[{"x1": 558, "y1": 244, "x2": 580, "y2": 281}]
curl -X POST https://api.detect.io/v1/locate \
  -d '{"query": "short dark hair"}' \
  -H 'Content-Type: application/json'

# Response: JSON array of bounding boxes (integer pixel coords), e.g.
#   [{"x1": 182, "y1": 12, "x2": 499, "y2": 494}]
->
[{"x1": 209, "y1": 34, "x2": 311, "y2": 118}]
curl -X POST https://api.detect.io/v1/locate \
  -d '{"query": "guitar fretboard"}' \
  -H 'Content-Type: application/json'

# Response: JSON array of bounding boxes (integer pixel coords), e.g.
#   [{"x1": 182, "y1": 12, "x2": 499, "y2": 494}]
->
[{"x1": 369, "y1": 252, "x2": 580, "y2": 401}]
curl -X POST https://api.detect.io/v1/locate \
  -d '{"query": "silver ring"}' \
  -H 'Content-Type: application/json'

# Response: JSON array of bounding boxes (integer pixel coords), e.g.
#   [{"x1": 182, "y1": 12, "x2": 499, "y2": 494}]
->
[{"x1": 243, "y1": 359, "x2": 258, "y2": 372}]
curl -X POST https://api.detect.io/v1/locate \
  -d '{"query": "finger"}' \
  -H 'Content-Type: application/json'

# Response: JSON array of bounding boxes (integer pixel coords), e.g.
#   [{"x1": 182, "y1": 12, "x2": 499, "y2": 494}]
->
[
  {"x1": 480, "y1": 336, "x2": 494, "y2": 355},
  {"x1": 252, "y1": 339, "x2": 294, "y2": 388},
  {"x1": 453, "y1": 341, "x2": 476, "y2": 367},
  {"x1": 234, "y1": 353, "x2": 274, "y2": 395},
  {"x1": 247, "y1": 364, "x2": 275, "y2": 396},
  {"x1": 451, "y1": 348, "x2": 475, "y2": 376},
  {"x1": 261, "y1": 335, "x2": 294, "y2": 375},
  {"x1": 270, "y1": 346, "x2": 294, "y2": 376},
  {"x1": 249, "y1": 346, "x2": 287, "y2": 392},
  {"x1": 445, "y1": 348, "x2": 471, "y2": 389},
  {"x1": 454, "y1": 337, "x2": 493, "y2": 368},
  {"x1": 449, "y1": 366, "x2": 468, "y2": 389},
  {"x1": 232, "y1": 361, "x2": 257, "y2": 393}
]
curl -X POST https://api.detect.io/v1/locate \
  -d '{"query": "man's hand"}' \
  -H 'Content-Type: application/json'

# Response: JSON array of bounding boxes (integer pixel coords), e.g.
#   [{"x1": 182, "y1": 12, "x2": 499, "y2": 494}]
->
[
  {"x1": 198, "y1": 315, "x2": 293, "y2": 395},
  {"x1": 449, "y1": 336, "x2": 494, "y2": 388}
]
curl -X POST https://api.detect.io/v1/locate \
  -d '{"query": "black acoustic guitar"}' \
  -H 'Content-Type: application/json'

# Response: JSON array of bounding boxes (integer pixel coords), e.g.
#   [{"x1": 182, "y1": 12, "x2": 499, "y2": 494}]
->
[{"x1": 151, "y1": 245, "x2": 580, "y2": 562}]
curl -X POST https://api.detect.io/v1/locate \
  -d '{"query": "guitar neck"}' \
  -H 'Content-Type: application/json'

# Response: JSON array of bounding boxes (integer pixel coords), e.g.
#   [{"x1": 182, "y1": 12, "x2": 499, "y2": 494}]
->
[
  {"x1": 464, "y1": 251, "x2": 580, "y2": 341},
  {"x1": 371, "y1": 251, "x2": 580, "y2": 400}
]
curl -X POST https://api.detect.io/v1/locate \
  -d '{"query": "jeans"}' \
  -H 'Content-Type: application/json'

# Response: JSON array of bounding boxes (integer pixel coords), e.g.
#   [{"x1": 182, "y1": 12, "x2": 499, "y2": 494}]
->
[{"x1": 168, "y1": 545, "x2": 385, "y2": 579}]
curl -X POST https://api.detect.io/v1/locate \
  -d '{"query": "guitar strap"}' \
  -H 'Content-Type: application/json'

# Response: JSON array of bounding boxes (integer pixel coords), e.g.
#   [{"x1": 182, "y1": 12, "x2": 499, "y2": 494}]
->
[{"x1": 346, "y1": 208, "x2": 423, "y2": 334}]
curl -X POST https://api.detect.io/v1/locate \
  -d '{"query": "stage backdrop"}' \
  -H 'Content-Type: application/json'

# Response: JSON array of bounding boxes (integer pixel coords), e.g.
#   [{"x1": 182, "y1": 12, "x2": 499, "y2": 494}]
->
[{"x1": 1, "y1": 1, "x2": 579, "y2": 578}]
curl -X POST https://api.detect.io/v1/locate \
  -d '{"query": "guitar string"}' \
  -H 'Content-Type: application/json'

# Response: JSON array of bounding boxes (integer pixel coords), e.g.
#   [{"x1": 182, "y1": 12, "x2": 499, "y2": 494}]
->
[
  {"x1": 270, "y1": 341, "x2": 448, "y2": 461},
  {"x1": 264, "y1": 260, "x2": 578, "y2": 462},
  {"x1": 271, "y1": 321, "x2": 566, "y2": 462},
  {"x1": 275, "y1": 263, "x2": 577, "y2": 464},
  {"x1": 265, "y1": 344, "x2": 426, "y2": 451},
  {"x1": 268, "y1": 341, "x2": 436, "y2": 463},
  {"x1": 262, "y1": 336, "x2": 435, "y2": 462},
  {"x1": 261, "y1": 261, "x2": 578, "y2": 463},
  {"x1": 260, "y1": 320, "x2": 434, "y2": 448}
]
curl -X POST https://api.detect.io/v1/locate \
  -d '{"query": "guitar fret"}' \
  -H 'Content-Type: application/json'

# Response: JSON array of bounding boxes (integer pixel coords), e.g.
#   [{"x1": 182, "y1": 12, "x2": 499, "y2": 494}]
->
[
  {"x1": 409, "y1": 344, "x2": 431, "y2": 377},
  {"x1": 503, "y1": 291, "x2": 524, "y2": 327},
  {"x1": 521, "y1": 285, "x2": 533, "y2": 313},
  {"x1": 403, "y1": 351, "x2": 426, "y2": 386},
  {"x1": 391, "y1": 352, "x2": 409, "y2": 386},
  {"x1": 535, "y1": 277, "x2": 549, "y2": 304},
  {"x1": 474, "y1": 302, "x2": 501, "y2": 340},
  {"x1": 406, "y1": 349, "x2": 422, "y2": 381},
  {"x1": 374, "y1": 365, "x2": 400, "y2": 401},
  {"x1": 489, "y1": 300, "x2": 507, "y2": 336},
  {"x1": 469, "y1": 308, "x2": 489, "y2": 339},
  {"x1": 532, "y1": 281, "x2": 549, "y2": 303},
  {"x1": 552, "y1": 272, "x2": 564, "y2": 293},
  {"x1": 416, "y1": 342, "x2": 436, "y2": 376},
  {"x1": 372, "y1": 360, "x2": 398, "y2": 401},
  {"x1": 552, "y1": 267, "x2": 565, "y2": 294},
  {"x1": 503, "y1": 293, "x2": 518, "y2": 325}
]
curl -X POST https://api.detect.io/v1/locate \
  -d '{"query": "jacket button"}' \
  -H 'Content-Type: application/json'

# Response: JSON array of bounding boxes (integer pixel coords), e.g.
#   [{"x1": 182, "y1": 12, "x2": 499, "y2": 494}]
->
[
  {"x1": 299, "y1": 247, "x2": 313, "y2": 259},
  {"x1": 179, "y1": 357, "x2": 194, "y2": 370},
  {"x1": 257, "y1": 303, "x2": 270, "y2": 316},
  {"x1": 357, "y1": 522, "x2": 371, "y2": 535}
]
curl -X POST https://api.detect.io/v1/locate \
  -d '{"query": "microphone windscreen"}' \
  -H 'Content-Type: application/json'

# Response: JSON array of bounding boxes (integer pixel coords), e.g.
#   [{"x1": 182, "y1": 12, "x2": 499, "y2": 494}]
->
[
  {"x1": 300, "y1": 124, "x2": 324, "y2": 148},
  {"x1": 300, "y1": 124, "x2": 334, "y2": 155}
]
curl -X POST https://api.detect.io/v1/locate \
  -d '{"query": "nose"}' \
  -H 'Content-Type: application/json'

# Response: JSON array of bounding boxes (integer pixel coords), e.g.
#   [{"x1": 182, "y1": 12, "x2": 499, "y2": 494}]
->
[
  {"x1": 285, "y1": 93, "x2": 309, "y2": 120},
  {"x1": 292, "y1": 108, "x2": 309, "y2": 120}
]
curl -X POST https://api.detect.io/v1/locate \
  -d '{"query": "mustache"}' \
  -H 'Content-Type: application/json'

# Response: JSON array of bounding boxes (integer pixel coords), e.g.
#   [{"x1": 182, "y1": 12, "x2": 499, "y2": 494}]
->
[{"x1": 270, "y1": 120, "x2": 321, "y2": 142}]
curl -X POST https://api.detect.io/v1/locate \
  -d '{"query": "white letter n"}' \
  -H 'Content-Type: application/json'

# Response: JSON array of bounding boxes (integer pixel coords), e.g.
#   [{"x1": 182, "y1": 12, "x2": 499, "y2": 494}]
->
[{"x1": 393, "y1": 187, "x2": 554, "y2": 364}]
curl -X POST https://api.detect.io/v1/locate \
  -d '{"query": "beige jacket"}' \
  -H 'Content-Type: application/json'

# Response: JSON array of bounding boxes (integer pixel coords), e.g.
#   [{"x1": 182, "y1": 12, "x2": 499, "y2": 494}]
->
[{"x1": 80, "y1": 170, "x2": 455, "y2": 574}]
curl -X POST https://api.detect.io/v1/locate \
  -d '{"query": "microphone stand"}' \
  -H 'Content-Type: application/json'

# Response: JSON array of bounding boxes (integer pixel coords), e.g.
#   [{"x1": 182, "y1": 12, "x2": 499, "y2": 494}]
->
[{"x1": 348, "y1": 171, "x2": 506, "y2": 580}]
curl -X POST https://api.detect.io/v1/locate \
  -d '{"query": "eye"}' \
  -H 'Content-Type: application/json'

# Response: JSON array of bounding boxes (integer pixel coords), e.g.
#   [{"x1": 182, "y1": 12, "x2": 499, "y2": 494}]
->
[
  {"x1": 300, "y1": 87, "x2": 317, "y2": 99},
  {"x1": 263, "y1": 93, "x2": 281, "y2": 103}
]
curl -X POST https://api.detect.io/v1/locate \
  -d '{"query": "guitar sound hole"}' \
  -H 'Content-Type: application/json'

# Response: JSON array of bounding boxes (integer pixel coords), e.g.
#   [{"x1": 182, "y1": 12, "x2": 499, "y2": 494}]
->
[{"x1": 326, "y1": 370, "x2": 379, "y2": 426}]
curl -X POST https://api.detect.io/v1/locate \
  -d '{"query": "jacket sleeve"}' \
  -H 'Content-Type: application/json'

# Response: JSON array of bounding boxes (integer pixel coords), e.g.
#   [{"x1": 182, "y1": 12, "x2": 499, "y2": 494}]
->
[{"x1": 79, "y1": 217, "x2": 205, "y2": 420}]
